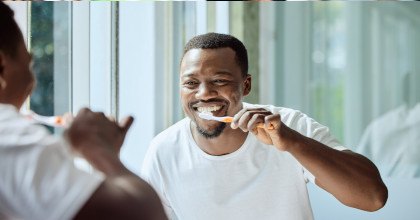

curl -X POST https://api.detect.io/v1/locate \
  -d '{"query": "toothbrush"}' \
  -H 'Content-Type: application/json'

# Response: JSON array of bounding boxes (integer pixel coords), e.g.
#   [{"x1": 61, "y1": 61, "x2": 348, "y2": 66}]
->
[
  {"x1": 198, "y1": 112, "x2": 274, "y2": 130},
  {"x1": 23, "y1": 110, "x2": 65, "y2": 127},
  {"x1": 198, "y1": 112, "x2": 233, "y2": 123}
]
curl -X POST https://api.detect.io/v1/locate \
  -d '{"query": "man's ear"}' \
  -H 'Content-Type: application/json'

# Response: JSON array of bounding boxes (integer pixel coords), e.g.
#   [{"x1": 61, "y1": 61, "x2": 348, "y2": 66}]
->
[
  {"x1": 243, "y1": 74, "x2": 251, "y2": 96},
  {"x1": 0, "y1": 52, "x2": 7, "y2": 90}
]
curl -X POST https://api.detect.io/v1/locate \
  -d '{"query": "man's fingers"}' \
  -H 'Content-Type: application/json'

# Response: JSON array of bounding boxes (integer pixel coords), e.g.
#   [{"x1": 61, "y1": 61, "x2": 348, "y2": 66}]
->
[
  {"x1": 232, "y1": 107, "x2": 250, "y2": 125},
  {"x1": 62, "y1": 113, "x2": 74, "y2": 127},
  {"x1": 264, "y1": 114, "x2": 281, "y2": 130},
  {"x1": 107, "y1": 115, "x2": 116, "y2": 123},
  {"x1": 247, "y1": 114, "x2": 265, "y2": 131},
  {"x1": 232, "y1": 108, "x2": 268, "y2": 128},
  {"x1": 233, "y1": 110, "x2": 271, "y2": 131},
  {"x1": 77, "y1": 107, "x2": 92, "y2": 116},
  {"x1": 119, "y1": 116, "x2": 134, "y2": 133}
]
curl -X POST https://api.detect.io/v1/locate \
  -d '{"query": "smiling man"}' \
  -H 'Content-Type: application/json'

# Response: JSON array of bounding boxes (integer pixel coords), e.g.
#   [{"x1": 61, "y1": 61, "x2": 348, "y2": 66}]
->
[{"x1": 141, "y1": 33, "x2": 388, "y2": 220}]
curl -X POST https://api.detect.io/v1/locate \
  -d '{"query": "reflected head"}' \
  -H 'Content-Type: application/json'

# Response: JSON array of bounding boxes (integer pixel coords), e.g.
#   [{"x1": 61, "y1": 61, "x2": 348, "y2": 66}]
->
[{"x1": 0, "y1": 2, "x2": 22, "y2": 58}]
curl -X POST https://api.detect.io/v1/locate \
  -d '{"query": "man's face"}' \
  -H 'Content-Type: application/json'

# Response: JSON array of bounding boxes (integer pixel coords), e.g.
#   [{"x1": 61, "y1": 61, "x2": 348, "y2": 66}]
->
[
  {"x1": 180, "y1": 48, "x2": 251, "y2": 138},
  {"x1": 0, "y1": 38, "x2": 35, "y2": 108}
]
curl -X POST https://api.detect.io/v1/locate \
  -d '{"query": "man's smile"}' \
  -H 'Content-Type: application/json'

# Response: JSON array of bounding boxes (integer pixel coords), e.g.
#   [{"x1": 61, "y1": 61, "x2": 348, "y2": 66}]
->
[
  {"x1": 191, "y1": 102, "x2": 229, "y2": 118},
  {"x1": 196, "y1": 105, "x2": 222, "y2": 113}
]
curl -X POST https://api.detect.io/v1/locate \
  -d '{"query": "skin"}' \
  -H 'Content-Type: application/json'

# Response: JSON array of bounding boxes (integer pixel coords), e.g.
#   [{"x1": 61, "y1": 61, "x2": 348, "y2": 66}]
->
[
  {"x1": 180, "y1": 47, "x2": 388, "y2": 212},
  {"x1": 0, "y1": 35, "x2": 167, "y2": 219},
  {"x1": 68, "y1": 108, "x2": 167, "y2": 220},
  {"x1": 0, "y1": 37, "x2": 34, "y2": 109},
  {"x1": 180, "y1": 47, "x2": 251, "y2": 156}
]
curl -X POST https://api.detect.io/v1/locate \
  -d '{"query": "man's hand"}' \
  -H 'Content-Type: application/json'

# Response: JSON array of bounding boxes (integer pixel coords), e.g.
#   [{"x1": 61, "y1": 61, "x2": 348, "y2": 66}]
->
[
  {"x1": 230, "y1": 108, "x2": 300, "y2": 151},
  {"x1": 65, "y1": 108, "x2": 134, "y2": 157},
  {"x1": 63, "y1": 109, "x2": 168, "y2": 220}
]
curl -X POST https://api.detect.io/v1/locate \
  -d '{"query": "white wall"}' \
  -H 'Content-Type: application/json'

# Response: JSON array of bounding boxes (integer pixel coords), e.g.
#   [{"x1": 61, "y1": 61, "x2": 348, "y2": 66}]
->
[{"x1": 119, "y1": 2, "x2": 163, "y2": 174}]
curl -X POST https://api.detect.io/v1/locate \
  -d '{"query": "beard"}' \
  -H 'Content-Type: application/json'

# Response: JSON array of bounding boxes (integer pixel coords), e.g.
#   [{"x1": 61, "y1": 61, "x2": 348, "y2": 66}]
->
[{"x1": 195, "y1": 122, "x2": 227, "y2": 139}]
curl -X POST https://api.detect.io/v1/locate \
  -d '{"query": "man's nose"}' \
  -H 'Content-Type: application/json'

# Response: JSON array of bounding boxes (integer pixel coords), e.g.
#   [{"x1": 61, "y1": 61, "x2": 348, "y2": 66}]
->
[{"x1": 195, "y1": 83, "x2": 218, "y2": 100}]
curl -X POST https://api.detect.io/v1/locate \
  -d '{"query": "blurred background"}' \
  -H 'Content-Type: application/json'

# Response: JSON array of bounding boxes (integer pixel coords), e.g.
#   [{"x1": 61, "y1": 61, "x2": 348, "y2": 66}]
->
[{"x1": 7, "y1": 1, "x2": 420, "y2": 219}]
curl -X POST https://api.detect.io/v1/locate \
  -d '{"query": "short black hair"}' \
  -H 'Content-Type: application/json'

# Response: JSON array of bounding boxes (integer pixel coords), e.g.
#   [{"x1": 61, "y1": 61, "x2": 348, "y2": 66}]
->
[
  {"x1": 0, "y1": 2, "x2": 22, "y2": 57},
  {"x1": 183, "y1": 33, "x2": 248, "y2": 77}
]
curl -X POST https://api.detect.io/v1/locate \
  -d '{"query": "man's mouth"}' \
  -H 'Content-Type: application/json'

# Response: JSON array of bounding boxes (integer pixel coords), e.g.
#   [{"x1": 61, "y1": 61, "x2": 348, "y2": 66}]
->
[
  {"x1": 191, "y1": 104, "x2": 228, "y2": 138},
  {"x1": 192, "y1": 103, "x2": 227, "y2": 118},
  {"x1": 196, "y1": 105, "x2": 222, "y2": 113}
]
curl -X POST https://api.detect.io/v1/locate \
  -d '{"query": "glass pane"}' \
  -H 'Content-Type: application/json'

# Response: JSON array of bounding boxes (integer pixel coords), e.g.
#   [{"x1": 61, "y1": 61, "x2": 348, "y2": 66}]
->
[
  {"x1": 229, "y1": 2, "x2": 260, "y2": 104},
  {"x1": 29, "y1": 2, "x2": 71, "y2": 132},
  {"x1": 307, "y1": 2, "x2": 420, "y2": 178},
  {"x1": 354, "y1": 3, "x2": 420, "y2": 178},
  {"x1": 309, "y1": 2, "x2": 346, "y2": 142},
  {"x1": 30, "y1": 2, "x2": 54, "y2": 117}
]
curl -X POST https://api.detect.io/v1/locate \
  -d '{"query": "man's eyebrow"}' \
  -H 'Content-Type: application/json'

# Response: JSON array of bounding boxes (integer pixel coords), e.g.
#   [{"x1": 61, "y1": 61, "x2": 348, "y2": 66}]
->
[
  {"x1": 180, "y1": 70, "x2": 235, "y2": 78},
  {"x1": 213, "y1": 71, "x2": 234, "y2": 77},
  {"x1": 180, "y1": 72, "x2": 196, "y2": 78}
]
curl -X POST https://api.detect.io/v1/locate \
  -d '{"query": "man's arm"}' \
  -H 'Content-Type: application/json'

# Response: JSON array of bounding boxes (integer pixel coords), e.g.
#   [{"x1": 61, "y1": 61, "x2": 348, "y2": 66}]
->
[
  {"x1": 283, "y1": 132, "x2": 387, "y2": 212},
  {"x1": 231, "y1": 108, "x2": 388, "y2": 212},
  {"x1": 66, "y1": 108, "x2": 167, "y2": 220},
  {"x1": 74, "y1": 154, "x2": 166, "y2": 220}
]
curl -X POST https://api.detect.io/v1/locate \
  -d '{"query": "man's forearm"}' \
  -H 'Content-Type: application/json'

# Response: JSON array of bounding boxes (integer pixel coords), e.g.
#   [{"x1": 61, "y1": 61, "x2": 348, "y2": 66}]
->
[
  {"x1": 284, "y1": 128, "x2": 388, "y2": 211},
  {"x1": 65, "y1": 109, "x2": 167, "y2": 219},
  {"x1": 80, "y1": 145, "x2": 131, "y2": 176},
  {"x1": 77, "y1": 147, "x2": 168, "y2": 220}
]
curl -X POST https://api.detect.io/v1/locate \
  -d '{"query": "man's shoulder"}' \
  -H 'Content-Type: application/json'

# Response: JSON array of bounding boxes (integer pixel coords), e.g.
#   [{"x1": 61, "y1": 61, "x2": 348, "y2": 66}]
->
[
  {"x1": 142, "y1": 118, "x2": 190, "y2": 175},
  {"x1": 0, "y1": 104, "x2": 54, "y2": 149},
  {"x1": 0, "y1": 103, "x2": 19, "y2": 122}
]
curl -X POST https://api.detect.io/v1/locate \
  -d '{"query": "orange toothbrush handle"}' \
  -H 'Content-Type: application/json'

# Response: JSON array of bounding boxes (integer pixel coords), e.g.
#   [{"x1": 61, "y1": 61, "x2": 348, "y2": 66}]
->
[
  {"x1": 224, "y1": 117, "x2": 274, "y2": 130},
  {"x1": 55, "y1": 117, "x2": 63, "y2": 125},
  {"x1": 221, "y1": 117, "x2": 233, "y2": 123}
]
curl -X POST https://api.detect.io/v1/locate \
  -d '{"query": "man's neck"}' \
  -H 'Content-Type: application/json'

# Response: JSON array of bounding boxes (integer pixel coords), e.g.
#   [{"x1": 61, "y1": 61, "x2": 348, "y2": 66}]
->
[{"x1": 191, "y1": 122, "x2": 248, "y2": 156}]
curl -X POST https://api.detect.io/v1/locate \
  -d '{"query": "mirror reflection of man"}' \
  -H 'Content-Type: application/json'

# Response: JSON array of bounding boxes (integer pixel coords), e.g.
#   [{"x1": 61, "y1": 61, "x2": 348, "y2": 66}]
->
[
  {"x1": 0, "y1": 3, "x2": 167, "y2": 219},
  {"x1": 357, "y1": 72, "x2": 420, "y2": 177},
  {"x1": 141, "y1": 33, "x2": 388, "y2": 220}
]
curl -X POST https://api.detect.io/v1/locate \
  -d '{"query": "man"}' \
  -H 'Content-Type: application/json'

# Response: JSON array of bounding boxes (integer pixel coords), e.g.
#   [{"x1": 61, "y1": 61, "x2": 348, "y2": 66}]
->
[
  {"x1": 141, "y1": 33, "x2": 388, "y2": 220},
  {"x1": 0, "y1": 2, "x2": 167, "y2": 219},
  {"x1": 357, "y1": 72, "x2": 420, "y2": 177}
]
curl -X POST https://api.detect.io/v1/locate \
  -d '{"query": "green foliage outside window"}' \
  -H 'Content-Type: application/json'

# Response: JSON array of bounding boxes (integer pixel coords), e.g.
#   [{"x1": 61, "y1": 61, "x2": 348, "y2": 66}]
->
[{"x1": 30, "y1": 2, "x2": 54, "y2": 117}]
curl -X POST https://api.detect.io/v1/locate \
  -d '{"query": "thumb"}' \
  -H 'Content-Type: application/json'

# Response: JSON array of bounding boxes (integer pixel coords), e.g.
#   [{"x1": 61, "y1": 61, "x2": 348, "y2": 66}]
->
[
  {"x1": 119, "y1": 116, "x2": 134, "y2": 134},
  {"x1": 264, "y1": 114, "x2": 281, "y2": 131}
]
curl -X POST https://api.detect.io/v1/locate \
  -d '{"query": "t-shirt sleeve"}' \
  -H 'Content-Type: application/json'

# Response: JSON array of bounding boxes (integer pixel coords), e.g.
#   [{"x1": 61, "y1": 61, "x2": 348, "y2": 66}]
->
[
  {"x1": 269, "y1": 105, "x2": 348, "y2": 183},
  {"x1": 0, "y1": 134, "x2": 104, "y2": 220}
]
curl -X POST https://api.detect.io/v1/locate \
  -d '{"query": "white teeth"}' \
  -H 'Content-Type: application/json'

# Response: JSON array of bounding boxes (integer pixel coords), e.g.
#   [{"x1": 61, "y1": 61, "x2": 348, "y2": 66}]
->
[{"x1": 197, "y1": 106, "x2": 222, "y2": 113}]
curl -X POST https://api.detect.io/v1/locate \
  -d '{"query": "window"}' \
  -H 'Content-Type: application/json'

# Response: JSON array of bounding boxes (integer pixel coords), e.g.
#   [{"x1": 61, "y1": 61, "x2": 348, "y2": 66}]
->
[
  {"x1": 309, "y1": 2, "x2": 346, "y2": 142},
  {"x1": 30, "y1": 2, "x2": 55, "y2": 117},
  {"x1": 30, "y1": 2, "x2": 71, "y2": 134}
]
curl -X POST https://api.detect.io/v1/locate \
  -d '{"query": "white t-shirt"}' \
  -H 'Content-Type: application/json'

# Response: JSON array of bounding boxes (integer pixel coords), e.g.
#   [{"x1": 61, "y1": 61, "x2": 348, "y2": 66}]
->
[
  {"x1": 141, "y1": 103, "x2": 346, "y2": 220},
  {"x1": 0, "y1": 104, "x2": 104, "y2": 220},
  {"x1": 357, "y1": 103, "x2": 420, "y2": 177}
]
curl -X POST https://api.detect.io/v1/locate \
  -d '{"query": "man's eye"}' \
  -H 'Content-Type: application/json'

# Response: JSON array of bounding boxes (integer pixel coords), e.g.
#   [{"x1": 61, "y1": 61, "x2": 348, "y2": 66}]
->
[
  {"x1": 213, "y1": 79, "x2": 228, "y2": 85},
  {"x1": 184, "y1": 81, "x2": 198, "y2": 87}
]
